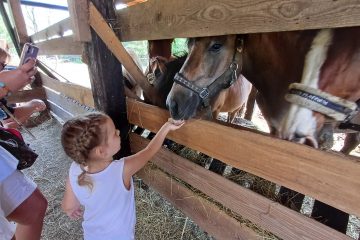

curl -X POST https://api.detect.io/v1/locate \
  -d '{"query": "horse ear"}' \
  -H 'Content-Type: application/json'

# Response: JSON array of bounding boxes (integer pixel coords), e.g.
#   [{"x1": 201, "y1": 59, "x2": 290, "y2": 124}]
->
[{"x1": 236, "y1": 38, "x2": 244, "y2": 53}]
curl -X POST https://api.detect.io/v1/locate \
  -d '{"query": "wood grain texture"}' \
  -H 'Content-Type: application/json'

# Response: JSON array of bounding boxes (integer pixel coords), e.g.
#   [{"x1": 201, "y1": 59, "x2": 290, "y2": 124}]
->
[
  {"x1": 67, "y1": 0, "x2": 91, "y2": 42},
  {"x1": 36, "y1": 37, "x2": 83, "y2": 55},
  {"x1": 127, "y1": 98, "x2": 360, "y2": 217},
  {"x1": 131, "y1": 134, "x2": 351, "y2": 240},
  {"x1": 40, "y1": 73, "x2": 94, "y2": 107},
  {"x1": 7, "y1": 88, "x2": 46, "y2": 104},
  {"x1": 137, "y1": 164, "x2": 262, "y2": 240},
  {"x1": 85, "y1": 0, "x2": 131, "y2": 158},
  {"x1": 30, "y1": 18, "x2": 72, "y2": 43},
  {"x1": 88, "y1": 2, "x2": 155, "y2": 99},
  {"x1": 8, "y1": 0, "x2": 28, "y2": 44},
  {"x1": 44, "y1": 88, "x2": 91, "y2": 118},
  {"x1": 115, "y1": 0, "x2": 360, "y2": 41}
]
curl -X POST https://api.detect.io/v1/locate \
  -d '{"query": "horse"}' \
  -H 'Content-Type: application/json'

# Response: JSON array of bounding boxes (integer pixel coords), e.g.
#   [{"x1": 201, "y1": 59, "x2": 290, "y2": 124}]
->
[
  {"x1": 122, "y1": 48, "x2": 143, "y2": 100},
  {"x1": 141, "y1": 54, "x2": 252, "y2": 123},
  {"x1": 165, "y1": 28, "x2": 360, "y2": 233}
]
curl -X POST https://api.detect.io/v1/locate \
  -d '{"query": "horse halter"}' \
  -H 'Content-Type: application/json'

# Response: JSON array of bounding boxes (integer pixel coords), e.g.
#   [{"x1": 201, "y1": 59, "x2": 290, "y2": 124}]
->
[
  {"x1": 173, "y1": 38, "x2": 243, "y2": 108},
  {"x1": 286, "y1": 83, "x2": 360, "y2": 131},
  {"x1": 147, "y1": 56, "x2": 167, "y2": 85}
]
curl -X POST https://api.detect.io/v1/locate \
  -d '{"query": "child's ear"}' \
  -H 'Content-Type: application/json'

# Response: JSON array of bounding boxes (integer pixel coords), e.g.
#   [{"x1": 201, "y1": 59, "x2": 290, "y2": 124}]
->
[{"x1": 92, "y1": 146, "x2": 106, "y2": 158}]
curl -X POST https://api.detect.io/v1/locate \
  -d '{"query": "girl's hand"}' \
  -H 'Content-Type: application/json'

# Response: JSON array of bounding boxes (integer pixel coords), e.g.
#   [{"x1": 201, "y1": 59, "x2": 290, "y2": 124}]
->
[{"x1": 167, "y1": 118, "x2": 185, "y2": 130}]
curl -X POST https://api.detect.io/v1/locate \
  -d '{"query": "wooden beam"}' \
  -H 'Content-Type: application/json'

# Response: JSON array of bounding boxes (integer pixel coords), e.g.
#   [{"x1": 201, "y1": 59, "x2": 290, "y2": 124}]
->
[
  {"x1": 131, "y1": 134, "x2": 351, "y2": 240},
  {"x1": 44, "y1": 88, "x2": 91, "y2": 118},
  {"x1": 36, "y1": 37, "x2": 83, "y2": 55},
  {"x1": 39, "y1": 73, "x2": 94, "y2": 107},
  {"x1": 47, "y1": 100, "x2": 74, "y2": 122},
  {"x1": 115, "y1": 0, "x2": 360, "y2": 41},
  {"x1": 85, "y1": 0, "x2": 131, "y2": 158},
  {"x1": 7, "y1": 0, "x2": 28, "y2": 44},
  {"x1": 30, "y1": 18, "x2": 72, "y2": 43},
  {"x1": 67, "y1": 0, "x2": 91, "y2": 42},
  {"x1": 137, "y1": 164, "x2": 261, "y2": 240},
  {"x1": 88, "y1": 2, "x2": 154, "y2": 100},
  {"x1": 7, "y1": 88, "x2": 46, "y2": 104},
  {"x1": 126, "y1": 98, "x2": 360, "y2": 217}
]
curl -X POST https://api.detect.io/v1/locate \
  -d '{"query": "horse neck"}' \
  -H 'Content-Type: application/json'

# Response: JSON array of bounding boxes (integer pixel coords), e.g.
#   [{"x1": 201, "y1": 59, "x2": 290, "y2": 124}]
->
[
  {"x1": 148, "y1": 39, "x2": 173, "y2": 59},
  {"x1": 241, "y1": 32, "x2": 316, "y2": 130}
]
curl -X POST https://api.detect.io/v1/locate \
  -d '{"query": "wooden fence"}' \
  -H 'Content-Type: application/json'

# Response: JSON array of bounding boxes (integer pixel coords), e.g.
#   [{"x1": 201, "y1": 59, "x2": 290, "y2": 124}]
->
[{"x1": 6, "y1": 0, "x2": 360, "y2": 239}]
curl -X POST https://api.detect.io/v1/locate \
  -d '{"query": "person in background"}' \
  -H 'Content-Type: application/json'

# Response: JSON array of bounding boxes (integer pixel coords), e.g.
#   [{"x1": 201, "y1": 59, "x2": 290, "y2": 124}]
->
[
  {"x1": 0, "y1": 47, "x2": 46, "y2": 128},
  {"x1": 61, "y1": 112, "x2": 184, "y2": 240},
  {"x1": 0, "y1": 59, "x2": 48, "y2": 240}
]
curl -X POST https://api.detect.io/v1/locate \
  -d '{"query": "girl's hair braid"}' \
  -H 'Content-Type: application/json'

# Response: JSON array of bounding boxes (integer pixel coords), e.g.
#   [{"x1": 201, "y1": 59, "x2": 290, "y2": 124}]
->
[{"x1": 61, "y1": 112, "x2": 108, "y2": 188}]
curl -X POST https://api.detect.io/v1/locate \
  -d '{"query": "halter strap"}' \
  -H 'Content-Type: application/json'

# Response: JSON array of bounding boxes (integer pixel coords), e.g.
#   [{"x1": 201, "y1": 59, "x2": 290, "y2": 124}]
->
[
  {"x1": 173, "y1": 38, "x2": 243, "y2": 108},
  {"x1": 285, "y1": 83, "x2": 360, "y2": 131}
]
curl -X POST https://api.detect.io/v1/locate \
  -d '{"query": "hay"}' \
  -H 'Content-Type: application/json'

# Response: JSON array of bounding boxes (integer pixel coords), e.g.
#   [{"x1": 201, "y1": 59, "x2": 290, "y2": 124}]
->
[{"x1": 21, "y1": 115, "x2": 360, "y2": 240}]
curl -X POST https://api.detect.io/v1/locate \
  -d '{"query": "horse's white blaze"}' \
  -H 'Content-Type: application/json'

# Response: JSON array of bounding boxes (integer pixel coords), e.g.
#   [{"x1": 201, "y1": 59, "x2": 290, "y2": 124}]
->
[{"x1": 280, "y1": 29, "x2": 333, "y2": 143}]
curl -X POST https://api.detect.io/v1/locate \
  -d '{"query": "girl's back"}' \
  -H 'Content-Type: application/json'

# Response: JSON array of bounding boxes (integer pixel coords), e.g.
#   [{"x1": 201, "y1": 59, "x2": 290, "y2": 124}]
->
[{"x1": 69, "y1": 159, "x2": 135, "y2": 240}]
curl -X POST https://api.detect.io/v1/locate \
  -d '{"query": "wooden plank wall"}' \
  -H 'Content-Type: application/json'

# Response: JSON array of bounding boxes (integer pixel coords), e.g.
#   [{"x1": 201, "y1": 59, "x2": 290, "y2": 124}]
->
[
  {"x1": 38, "y1": 73, "x2": 94, "y2": 121},
  {"x1": 115, "y1": 0, "x2": 360, "y2": 41},
  {"x1": 19, "y1": 1, "x2": 360, "y2": 239},
  {"x1": 127, "y1": 98, "x2": 360, "y2": 218},
  {"x1": 132, "y1": 134, "x2": 351, "y2": 240}
]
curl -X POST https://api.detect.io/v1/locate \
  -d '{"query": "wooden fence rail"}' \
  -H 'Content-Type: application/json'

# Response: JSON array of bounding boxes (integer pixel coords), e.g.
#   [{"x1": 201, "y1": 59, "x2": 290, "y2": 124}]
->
[
  {"x1": 115, "y1": 0, "x2": 360, "y2": 41},
  {"x1": 131, "y1": 134, "x2": 351, "y2": 240},
  {"x1": 127, "y1": 98, "x2": 360, "y2": 218}
]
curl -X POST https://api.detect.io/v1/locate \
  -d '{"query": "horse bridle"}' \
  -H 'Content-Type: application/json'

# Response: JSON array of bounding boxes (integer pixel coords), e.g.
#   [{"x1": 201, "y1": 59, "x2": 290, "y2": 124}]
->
[
  {"x1": 147, "y1": 56, "x2": 167, "y2": 85},
  {"x1": 173, "y1": 37, "x2": 244, "y2": 108},
  {"x1": 286, "y1": 83, "x2": 360, "y2": 131}
]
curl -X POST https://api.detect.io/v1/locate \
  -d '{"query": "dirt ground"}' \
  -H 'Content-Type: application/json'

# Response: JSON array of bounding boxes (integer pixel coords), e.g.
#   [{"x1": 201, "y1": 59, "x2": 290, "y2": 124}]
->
[{"x1": 20, "y1": 108, "x2": 359, "y2": 239}]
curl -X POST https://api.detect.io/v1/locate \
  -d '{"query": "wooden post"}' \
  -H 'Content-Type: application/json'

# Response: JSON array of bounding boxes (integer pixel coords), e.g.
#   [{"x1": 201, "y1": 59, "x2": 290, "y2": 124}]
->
[
  {"x1": 0, "y1": 2, "x2": 20, "y2": 54},
  {"x1": 7, "y1": 0, "x2": 28, "y2": 45},
  {"x1": 67, "y1": 0, "x2": 92, "y2": 42},
  {"x1": 85, "y1": 0, "x2": 131, "y2": 157}
]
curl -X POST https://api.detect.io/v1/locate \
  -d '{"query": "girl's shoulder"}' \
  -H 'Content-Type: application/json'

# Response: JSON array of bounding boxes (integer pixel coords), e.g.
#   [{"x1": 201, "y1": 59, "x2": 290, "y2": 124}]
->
[
  {"x1": 110, "y1": 158, "x2": 125, "y2": 169},
  {"x1": 69, "y1": 162, "x2": 82, "y2": 176}
]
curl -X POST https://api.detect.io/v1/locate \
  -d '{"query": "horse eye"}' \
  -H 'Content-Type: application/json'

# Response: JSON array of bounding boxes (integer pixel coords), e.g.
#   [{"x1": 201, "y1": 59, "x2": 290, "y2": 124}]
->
[{"x1": 209, "y1": 43, "x2": 223, "y2": 52}]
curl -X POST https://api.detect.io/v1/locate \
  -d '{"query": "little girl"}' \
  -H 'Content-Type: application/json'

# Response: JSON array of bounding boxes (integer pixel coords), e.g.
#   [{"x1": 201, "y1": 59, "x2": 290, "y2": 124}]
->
[{"x1": 61, "y1": 112, "x2": 184, "y2": 240}]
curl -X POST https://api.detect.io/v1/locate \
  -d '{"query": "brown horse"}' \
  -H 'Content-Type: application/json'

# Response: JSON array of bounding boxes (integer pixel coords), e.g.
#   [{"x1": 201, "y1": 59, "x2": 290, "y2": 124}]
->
[
  {"x1": 166, "y1": 28, "x2": 360, "y2": 233},
  {"x1": 144, "y1": 54, "x2": 252, "y2": 123}
]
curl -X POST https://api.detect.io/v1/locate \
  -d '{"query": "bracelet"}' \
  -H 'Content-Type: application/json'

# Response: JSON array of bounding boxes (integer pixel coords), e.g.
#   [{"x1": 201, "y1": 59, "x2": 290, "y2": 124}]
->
[{"x1": 0, "y1": 82, "x2": 11, "y2": 97}]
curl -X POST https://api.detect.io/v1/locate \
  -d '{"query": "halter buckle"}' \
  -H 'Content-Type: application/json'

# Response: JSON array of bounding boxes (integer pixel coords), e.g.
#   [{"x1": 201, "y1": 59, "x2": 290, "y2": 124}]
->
[
  {"x1": 229, "y1": 62, "x2": 238, "y2": 71},
  {"x1": 199, "y1": 88, "x2": 209, "y2": 99}
]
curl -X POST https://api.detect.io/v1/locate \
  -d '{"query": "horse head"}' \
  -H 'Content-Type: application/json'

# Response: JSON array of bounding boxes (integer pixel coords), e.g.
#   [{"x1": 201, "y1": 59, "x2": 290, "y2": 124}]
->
[
  {"x1": 279, "y1": 28, "x2": 360, "y2": 147},
  {"x1": 166, "y1": 35, "x2": 243, "y2": 120}
]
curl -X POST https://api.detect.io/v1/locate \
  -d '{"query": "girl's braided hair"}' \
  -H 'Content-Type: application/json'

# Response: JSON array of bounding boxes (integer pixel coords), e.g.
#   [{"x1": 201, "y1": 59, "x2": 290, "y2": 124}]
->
[{"x1": 61, "y1": 112, "x2": 108, "y2": 188}]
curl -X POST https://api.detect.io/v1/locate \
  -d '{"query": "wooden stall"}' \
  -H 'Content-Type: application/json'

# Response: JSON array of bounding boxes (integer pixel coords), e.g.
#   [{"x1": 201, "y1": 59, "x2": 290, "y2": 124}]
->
[{"x1": 4, "y1": 0, "x2": 360, "y2": 239}]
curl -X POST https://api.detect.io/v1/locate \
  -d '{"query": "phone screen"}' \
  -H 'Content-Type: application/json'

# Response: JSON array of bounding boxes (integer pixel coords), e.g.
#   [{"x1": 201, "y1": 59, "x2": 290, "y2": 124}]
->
[{"x1": 19, "y1": 44, "x2": 39, "y2": 66}]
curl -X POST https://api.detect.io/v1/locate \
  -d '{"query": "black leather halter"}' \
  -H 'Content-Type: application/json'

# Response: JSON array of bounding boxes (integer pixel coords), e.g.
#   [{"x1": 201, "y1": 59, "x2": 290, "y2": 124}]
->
[{"x1": 173, "y1": 38, "x2": 243, "y2": 108}]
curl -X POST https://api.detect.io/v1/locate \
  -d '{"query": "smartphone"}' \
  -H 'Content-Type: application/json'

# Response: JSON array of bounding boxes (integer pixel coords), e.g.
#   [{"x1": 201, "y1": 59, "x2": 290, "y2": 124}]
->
[{"x1": 19, "y1": 43, "x2": 39, "y2": 66}]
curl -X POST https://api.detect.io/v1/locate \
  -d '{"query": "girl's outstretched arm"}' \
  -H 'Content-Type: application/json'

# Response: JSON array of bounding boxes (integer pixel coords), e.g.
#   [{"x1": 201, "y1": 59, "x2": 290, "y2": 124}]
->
[
  {"x1": 123, "y1": 119, "x2": 184, "y2": 182},
  {"x1": 61, "y1": 177, "x2": 83, "y2": 220}
]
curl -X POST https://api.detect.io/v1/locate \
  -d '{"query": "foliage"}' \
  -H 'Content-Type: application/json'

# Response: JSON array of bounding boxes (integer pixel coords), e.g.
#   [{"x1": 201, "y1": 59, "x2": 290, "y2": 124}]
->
[
  {"x1": 172, "y1": 38, "x2": 188, "y2": 56},
  {"x1": 0, "y1": 7, "x2": 17, "y2": 57}
]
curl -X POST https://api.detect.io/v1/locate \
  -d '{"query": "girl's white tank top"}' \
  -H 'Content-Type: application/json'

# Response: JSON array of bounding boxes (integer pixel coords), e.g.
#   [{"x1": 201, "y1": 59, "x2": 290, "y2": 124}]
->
[{"x1": 69, "y1": 158, "x2": 136, "y2": 240}]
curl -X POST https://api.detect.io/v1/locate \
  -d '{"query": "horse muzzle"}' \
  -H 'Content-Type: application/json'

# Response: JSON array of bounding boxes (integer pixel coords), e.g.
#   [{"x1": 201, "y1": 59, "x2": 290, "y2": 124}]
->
[{"x1": 166, "y1": 88, "x2": 200, "y2": 120}]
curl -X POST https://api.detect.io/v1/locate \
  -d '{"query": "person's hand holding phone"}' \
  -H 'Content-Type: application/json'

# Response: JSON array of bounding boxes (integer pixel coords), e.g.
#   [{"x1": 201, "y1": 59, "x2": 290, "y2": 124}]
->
[{"x1": 0, "y1": 59, "x2": 37, "y2": 96}]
